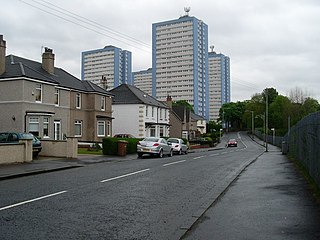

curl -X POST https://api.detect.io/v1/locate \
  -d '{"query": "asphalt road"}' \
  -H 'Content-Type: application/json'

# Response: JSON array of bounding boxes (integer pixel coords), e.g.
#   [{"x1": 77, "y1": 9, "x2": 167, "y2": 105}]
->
[{"x1": 0, "y1": 132, "x2": 265, "y2": 239}]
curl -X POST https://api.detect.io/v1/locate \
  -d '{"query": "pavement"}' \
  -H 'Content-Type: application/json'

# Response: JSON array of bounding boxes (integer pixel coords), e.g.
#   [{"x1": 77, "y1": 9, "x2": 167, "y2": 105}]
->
[{"x1": 1, "y1": 135, "x2": 320, "y2": 239}]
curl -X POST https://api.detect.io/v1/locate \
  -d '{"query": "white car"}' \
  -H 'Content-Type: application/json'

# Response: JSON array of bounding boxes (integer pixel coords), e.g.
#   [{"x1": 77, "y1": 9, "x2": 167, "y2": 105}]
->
[
  {"x1": 137, "y1": 137, "x2": 173, "y2": 158},
  {"x1": 167, "y1": 138, "x2": 188, "y2": 155}
]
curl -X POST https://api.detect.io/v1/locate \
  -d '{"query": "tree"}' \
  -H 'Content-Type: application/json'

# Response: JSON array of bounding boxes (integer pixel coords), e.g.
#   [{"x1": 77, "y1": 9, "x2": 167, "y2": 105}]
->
[
  {"x1": 220, "y1": 101, "x2": 247, "y2": 130},
  {"x1": 269, "y1": 95, "x2": 291, "y2": 135},
  {"x1": 262, "y1": 87, "x2": 278, "y2": 105},
  {"x1": 289, "y1": 86, "x2": 311, "y2": 104},
  {"x1": 172, "y1": 100, "x2": 194, "y2": 112}
]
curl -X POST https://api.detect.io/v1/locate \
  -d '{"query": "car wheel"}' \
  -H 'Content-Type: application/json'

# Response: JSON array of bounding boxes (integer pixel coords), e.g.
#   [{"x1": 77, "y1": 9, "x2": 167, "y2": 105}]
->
[
  {"x1": 169, "y1": 149, "x2": 173, "y2": 157},
  {"x1": 137, "y1": 153, "x2": 143, "y2": 158},
  {"x1": 185, "y1": 149, "x2": 188, "y2": 154},
  {"x1": 158, "y1": 149, "x2": 163, "y2": 158},
  {"x1": 178, "y1": 149, "x2": 182, "y2": 155}
]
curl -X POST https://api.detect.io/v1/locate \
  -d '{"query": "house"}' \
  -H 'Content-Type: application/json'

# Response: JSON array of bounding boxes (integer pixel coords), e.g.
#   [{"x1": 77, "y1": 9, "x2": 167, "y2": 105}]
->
[
  {"x1": 0, "y1": 35, "x2": 113, "y2": 142},
  {"x1": 166, "y1": 96, "x2": 206, "y2": 139},
  {"x1": 109, "y1": 84, "x2": 170, "y2": 138}
]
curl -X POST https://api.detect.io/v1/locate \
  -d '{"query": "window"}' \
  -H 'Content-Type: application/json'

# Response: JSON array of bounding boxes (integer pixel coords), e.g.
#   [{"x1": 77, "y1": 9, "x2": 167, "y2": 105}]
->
[
  {"x1": 54, "y1": 120, "x2": 61, "y2": 140},
  {"x1": 43, "y1": 117, "x2": 49, "y2": 137},
  {"x1": 54, "y1": 89, "x2": 59, "y2": 106},
  {"x1": 29, "y1": 117, "x2": 39, "y2": 137},
  {"x1": 101, "y1": 96, "x2": 105, "y2": 111},
  {"x1": 74, "y1": 120, "x2": 82, "y2": 137},
  {"x1": 97, "y1": 121, "x2": 105, "y2": 137},
  {"x1": 150, "y1": 126, "x2": 156, "y2": 137},
  {"x1": 76, "y1": 93, "x2": 81, "y2": 109},
  {"x1": 152, "y1": 107, "x2": 155, "y2": 117},
  {"x1": 146, "y1": 106, "x2": 148, "y2": 117},
  {"x1": 35, "y1": 84, "x2": 42, "y2": 102},
  {"x1": 107, "y1": 121, "x2": 111, "y2": 137}
]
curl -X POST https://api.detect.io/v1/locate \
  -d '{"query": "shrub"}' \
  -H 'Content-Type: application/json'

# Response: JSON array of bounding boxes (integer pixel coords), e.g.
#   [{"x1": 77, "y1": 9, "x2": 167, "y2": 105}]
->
[{"x1": 102, "y1": 137, "x2": 118, "y2": 155}]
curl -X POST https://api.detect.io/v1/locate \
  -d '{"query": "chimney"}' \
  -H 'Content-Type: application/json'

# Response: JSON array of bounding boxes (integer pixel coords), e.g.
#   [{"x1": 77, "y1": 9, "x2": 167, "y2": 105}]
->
[
  {"x1": 42, "y1": 47, "x2": 55, "y2": 74},
  {"x1": 166, "y1": 95, "x2": 173, "y2": 109},
  {"x1": 0, "y1": 35, "x2": 6, "y2": 75}
]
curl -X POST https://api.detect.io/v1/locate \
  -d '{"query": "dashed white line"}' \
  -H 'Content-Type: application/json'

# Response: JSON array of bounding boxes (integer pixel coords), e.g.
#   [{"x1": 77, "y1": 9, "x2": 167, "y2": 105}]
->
[
  {"x1": 210, "y1": 153, "x2": 219, "y2": 156},
  {"x1": 163, "y1": 160, "x2": 186, "y2": 167},
  {"x1": 101, "y1": 169, "x2": 150, "y2": 183},
  {"x1": 221, "y1": 152, "x2": 228, "y2": 154},
  {"x1": 193, "y1": 156, "x2": 205, "y2": 159},
  {"x1": 0, "y1": 190, "x2": 67, "y2": 211}
]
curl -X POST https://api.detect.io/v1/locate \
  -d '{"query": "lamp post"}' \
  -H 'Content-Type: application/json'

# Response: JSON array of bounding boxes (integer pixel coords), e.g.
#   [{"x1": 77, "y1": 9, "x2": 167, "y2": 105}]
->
[
  {"x1": 271, "y1": 128, "x2": 275, "y2": 145},
  {"x1": 256, "y1": 114, "x2": 266, "y2": 148},
  {"x1": 246, "y1": 110, "x2": 254, "y2": 137},
  {"x1": 219, "y1": 128, "x2": 223, "y2": 140}
]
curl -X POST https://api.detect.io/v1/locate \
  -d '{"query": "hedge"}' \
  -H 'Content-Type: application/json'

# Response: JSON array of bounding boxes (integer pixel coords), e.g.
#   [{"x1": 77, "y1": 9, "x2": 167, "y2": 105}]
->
[{"x1": 102, "y1": 137, "x2": 142, "y2": 155}]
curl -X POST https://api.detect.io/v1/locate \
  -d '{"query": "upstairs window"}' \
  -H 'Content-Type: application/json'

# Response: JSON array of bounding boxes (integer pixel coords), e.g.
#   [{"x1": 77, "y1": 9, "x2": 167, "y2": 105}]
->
[
  {"x1": 35, "y1": 84, "x2": 42, "y2": 102},
  {"x1": 54, "y1": 89, "x2": 59, "y2": 106},
  {"x1": 76, "y1": 93, "x2": 81, "y2": 109},
  {"x1": 101, "y1": 96, "x2": 105, "y2": 111}
]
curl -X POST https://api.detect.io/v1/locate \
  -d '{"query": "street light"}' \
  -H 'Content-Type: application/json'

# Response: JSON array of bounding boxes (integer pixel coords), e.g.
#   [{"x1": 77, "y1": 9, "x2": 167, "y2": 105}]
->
[
  {"x1": 271, "y1": 128, "x2": 275, "y2": 145},
  {"x1": 219, "y1": 128, "x2": 223, "y2": 140},
  {"x1": 246, "y1": 110, "x2": 254, "y2": 137},
  {"x1": 256, "y1": 114, "x2": 266, "y2": 148}
]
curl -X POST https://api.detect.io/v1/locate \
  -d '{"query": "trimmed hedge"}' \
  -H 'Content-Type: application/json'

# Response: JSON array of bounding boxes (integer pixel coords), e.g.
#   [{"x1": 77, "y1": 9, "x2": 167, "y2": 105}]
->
[{"x1": 103, "y1": 137, "x2": 142, "y2": 155}]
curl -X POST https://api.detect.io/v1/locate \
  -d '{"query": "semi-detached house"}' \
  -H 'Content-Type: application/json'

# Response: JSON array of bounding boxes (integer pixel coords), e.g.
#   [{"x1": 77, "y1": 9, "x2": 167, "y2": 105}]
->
[
  {"x1": 0, "y1": 35, "x2": 113, "y2": 142},
  {"x1": 110, "y1": 84, "x2": 170, "y2": 138}
]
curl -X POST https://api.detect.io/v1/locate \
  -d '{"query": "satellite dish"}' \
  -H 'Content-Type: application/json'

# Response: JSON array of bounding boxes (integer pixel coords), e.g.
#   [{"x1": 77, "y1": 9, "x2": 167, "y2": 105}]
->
[{"x1": 184, "y1": 7, "x2": 191, "y2": 16}]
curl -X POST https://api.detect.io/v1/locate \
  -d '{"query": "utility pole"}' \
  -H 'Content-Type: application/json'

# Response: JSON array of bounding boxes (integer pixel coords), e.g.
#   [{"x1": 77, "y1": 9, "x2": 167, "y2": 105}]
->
[{"x1": 265, "y1": 93, "x2": 268, "y2": 152}]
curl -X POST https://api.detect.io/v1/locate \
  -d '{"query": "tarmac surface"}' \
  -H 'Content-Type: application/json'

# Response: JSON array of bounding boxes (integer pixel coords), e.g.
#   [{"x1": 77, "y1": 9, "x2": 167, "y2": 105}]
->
[{"x1": 1, "y1": 135, "x2": 320, "y2": 239}]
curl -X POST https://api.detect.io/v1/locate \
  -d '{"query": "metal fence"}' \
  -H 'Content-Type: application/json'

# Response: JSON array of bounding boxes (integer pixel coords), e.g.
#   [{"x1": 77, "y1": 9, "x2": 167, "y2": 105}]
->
[
  {"x1": 283, "y1": 111, "x2": 320, "y2": 187},
  {"x1": 254, "y1": 130, "x2": 284, "y2": 147}
]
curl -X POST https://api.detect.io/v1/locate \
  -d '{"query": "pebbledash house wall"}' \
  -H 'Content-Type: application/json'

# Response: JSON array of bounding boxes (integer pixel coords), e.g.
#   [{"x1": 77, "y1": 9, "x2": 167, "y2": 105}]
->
[{"x1": 0, "y1": 79, "x2": 70, "y2": 136}]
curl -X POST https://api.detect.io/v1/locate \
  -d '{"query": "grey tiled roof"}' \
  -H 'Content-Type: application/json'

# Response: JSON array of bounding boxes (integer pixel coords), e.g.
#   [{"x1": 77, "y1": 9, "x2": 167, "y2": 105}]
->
[
  {"x1": 110, "y1": 84, "x2": 168, "y2": 108},
  {"x1": 0, "y1": 55, "x2": 112, "y2": 96}
]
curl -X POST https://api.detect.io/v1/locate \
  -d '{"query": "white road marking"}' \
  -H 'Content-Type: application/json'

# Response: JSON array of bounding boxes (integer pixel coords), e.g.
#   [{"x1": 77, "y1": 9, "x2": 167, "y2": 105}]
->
[
  {"x1": 210, "y1": 153, "x2": 219, "y2": 156},
  {"x1": 101, "y1": 169, "x2": 150, "y2": 183},
  {"x1": 193, "y1": 156, "x2": 205, "y2": 159},
  {"x1": 0, "y1": 190, "x2": 67, "y2": 211},
  {"x1": 163, "y1": 160, "x2": 186, "y2": 167},
  {"x1": 221, "y1": 152, "x2": 228, "y2": 154}
]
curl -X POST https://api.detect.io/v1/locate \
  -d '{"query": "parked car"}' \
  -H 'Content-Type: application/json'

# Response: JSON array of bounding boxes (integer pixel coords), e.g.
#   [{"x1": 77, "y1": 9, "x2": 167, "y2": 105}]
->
[
  {"x1": 227, "y1": 139, "x2": 238, "y2": 147},
  {"x1": 0, "y1": 132, "x2": 42, "y2": 157},
  {"x1": 167, "y1": 138, "x2": 188, "y2": 155},
  {"x1": 137, "y1": 137, "x2": 173, "y2": 158},
  {"x1": 113, "y1": 134, "x2": 135, "y2": 138}
]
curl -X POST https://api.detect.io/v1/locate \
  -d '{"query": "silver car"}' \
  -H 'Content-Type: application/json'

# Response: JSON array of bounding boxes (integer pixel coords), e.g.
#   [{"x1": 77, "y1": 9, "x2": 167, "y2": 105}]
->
[
  {"x1": 167, "y1": 138, "x2": 188, "y2": 155},
  {"x1": 137, "y1": 137, "x2": 173, "y2": 158}
]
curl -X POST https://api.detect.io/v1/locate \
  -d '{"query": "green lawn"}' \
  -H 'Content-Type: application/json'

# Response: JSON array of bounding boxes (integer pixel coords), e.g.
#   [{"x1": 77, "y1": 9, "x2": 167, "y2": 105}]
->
[{"x1": 78, "y1": 148, "x2": 103, "y2": 155}]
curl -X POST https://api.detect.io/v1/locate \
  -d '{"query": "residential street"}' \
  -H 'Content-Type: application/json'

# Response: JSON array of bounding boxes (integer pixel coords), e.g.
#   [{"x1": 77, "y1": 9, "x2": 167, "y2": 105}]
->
[{"x1": 1, "y1": 133, "x2": 320, "y2": 239}]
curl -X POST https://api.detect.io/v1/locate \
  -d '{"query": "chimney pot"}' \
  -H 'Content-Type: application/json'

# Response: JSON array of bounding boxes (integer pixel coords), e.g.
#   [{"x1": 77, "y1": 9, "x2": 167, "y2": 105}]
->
[
  {"x1": 0, "y1": 35, "x2": 6, "y2": 75},
  {"x1": 42, "y1": 47, "x2": 55, "y2": 74}
]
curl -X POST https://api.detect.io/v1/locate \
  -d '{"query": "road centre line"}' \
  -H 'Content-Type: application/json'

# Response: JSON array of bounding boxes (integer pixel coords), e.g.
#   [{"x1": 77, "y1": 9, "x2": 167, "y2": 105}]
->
[
  {"x1": 193, "y1": 156, "x2": 205, "y2": 159},
  {"x1": 163, "y1": 160, "x2": 186, "y2": 167},
  {"x1": 100, "y1": 169, "x2": 150, "y2": 183},
  {"x1": 0, "y1": 190, "x2": 67, "y2": 211},
  {"x1": 210, "y1": 153, "x2": 219, "y2": 156}
]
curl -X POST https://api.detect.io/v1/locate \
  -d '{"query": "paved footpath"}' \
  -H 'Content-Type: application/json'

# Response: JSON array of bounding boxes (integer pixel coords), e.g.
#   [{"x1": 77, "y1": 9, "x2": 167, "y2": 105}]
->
[{"x1": 182, "y1": 143, "x2": 320, "y2": 240}]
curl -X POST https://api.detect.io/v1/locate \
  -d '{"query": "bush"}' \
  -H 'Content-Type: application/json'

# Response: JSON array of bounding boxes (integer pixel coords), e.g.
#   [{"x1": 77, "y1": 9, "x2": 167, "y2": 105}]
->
[
  {"x1": 103, "y1": 137, "x2": 118, "y2": 155},
  {"x1": 103, "y1": 137, "x2": 143, "y2": 155}
]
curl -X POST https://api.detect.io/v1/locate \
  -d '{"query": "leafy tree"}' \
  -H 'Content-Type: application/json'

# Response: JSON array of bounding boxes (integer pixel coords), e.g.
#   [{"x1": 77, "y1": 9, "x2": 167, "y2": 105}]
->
[
  {"x1": 173, "y1": 100, "x2": 194, "y2": 112},
  {"x1": 262, "y1": 87, "x2": 278, "y2": 105},
  {"x1": 269, "y1": 95, "x2": 291, "y2": 135},
  {"x1": 220, "y1": 101, "x2": 246, "y2": 130}
]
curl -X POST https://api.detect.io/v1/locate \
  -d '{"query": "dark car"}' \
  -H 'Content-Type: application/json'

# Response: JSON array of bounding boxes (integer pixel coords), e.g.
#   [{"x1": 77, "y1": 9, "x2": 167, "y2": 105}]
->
[
  {"x1": 113, "y1": 134, "x2": 135, "y2": 138},
  {"x1": 0, "y1": 132, "x2": 42, "y2": 157},
  {"x1": 227, "y1": 139, "x2": 238, "y2": 147}
]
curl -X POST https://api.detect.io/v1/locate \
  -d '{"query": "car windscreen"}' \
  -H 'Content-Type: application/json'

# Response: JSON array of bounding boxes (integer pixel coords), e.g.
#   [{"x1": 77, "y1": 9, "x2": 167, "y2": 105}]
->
[
  {"x1": 144, "y1": 138, "x2": 159, "y2": 142},
  {"x1": 168, "y1": 139, "x2": 179, "y2": 143},
  {"x1": 0, "y1": 133, "x2": 8, "y2": 142}
]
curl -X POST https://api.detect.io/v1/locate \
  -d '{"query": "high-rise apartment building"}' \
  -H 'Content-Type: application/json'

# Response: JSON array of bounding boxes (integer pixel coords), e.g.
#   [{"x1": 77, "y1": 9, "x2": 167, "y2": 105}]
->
[
  {"x1": 81, "y1": 46, "x2": 132, "y2": 89},
  {"x1": 132, "y1": 68, "x2": 152, "y2": 96},
  {"x1": 152, "y1": 12, "x2": 209, "y2": 119},
  {"x1": 208, "y1": 52, "x2": 231, "y2": 121}
]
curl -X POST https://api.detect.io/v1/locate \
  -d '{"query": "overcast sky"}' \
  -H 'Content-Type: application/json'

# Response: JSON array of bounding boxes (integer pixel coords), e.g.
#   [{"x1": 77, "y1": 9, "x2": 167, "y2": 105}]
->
[{"x1": 1, "y1": 0, "x2": 319, "y2": 101}]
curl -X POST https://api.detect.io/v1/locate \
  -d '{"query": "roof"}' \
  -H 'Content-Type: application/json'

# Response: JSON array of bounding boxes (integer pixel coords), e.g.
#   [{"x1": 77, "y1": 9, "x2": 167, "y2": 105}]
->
[
  {"x1": 191, "y1": 112, "x2": 205, "y2": 121},
  {"x1": 109, "y1": 84, "x2": 168, "y2": 108},
  {"x1": 0, "y1": 55, "x2": 112, "y2": 96}
]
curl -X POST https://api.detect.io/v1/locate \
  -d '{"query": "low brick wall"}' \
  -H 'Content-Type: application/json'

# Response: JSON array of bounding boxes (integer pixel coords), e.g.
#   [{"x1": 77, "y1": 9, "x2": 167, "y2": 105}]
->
[
  {"x1": 39, "y1": 137, "x2": 78, "y2": 158},
  {"x1": 0, "y1": 139, "x2": 33, "y2": 165}
]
